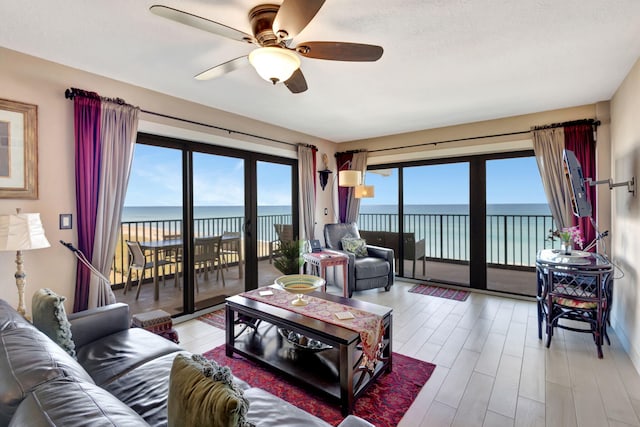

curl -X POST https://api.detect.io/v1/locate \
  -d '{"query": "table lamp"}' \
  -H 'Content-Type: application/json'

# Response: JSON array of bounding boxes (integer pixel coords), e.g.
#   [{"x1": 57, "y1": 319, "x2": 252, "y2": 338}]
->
[{"x1": 0, "y1": 210, "x2": 50, "y2": 316}]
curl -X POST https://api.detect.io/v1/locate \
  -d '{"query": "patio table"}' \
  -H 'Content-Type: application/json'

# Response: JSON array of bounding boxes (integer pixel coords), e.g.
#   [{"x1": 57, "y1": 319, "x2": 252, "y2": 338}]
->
[{"x1": 139, "y1": 234, "x2": 243, "y2": 300}]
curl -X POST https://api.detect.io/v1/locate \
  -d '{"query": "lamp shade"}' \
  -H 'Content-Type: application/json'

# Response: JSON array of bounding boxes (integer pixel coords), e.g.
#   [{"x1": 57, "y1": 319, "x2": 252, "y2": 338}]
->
[
  {"x1": 0, "y1": 213, "x2": 50, "y2": 251},
  {"x1": 249, "y1": 47, "x2": 300, "y2": 84},
  {"x1": 338, "y1": 170, "x2": 361, "y2": 187},
  {"x1": 355, "y1": 185, "x2": 375, "y2": 198}
]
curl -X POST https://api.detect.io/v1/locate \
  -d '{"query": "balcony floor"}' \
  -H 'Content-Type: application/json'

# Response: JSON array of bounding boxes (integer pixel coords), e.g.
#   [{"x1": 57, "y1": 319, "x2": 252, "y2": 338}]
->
[{"x1": 114, "y1": 258, "x2": 535, "y2": 316}]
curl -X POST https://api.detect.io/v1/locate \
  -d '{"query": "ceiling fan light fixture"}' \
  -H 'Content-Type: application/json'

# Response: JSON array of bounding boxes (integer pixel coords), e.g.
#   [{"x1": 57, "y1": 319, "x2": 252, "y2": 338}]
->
[{"x1": 249, "y1": 47, "x2": 300, "y2": 84}]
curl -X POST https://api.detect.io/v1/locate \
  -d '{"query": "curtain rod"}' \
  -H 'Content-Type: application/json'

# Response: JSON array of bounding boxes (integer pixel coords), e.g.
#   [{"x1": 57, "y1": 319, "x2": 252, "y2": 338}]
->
[
  {"x1": 64, "y1": 87, "x2": 298, "y2": 148},
  {"x1": 335, "y1": 149, "x2": 367, "y2": 157},
  {"x1": 368, "y1": 118, "x2": 600, "y2": 154}
]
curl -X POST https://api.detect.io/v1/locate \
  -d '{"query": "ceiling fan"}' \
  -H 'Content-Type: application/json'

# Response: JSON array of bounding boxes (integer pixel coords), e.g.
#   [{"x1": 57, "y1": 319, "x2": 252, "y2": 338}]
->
[{"x1": 149, "y1": 0, "x2": 383, "y2": 93}]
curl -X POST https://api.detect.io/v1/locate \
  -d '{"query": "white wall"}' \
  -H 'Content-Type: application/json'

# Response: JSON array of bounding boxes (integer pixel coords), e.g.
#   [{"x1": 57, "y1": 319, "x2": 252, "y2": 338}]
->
[
  {"x1": 609, "y1": 57, "x2": 640, "y2": 371},
  {"x1": 0, "y1": 47, "x2": 334, "y2": 314}
]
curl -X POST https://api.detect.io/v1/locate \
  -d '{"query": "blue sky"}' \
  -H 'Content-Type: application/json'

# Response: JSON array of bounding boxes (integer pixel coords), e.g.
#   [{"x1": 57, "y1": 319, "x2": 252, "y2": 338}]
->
[
  {"x1": 124, "y1": 145, "x2": 292, "y2": 206},
  {"x1": 125, "y1": 145, "x2": 547, "y2": 207},
  {"x1": 362, "y1": 157, "x2": 547, "y2": 206}
]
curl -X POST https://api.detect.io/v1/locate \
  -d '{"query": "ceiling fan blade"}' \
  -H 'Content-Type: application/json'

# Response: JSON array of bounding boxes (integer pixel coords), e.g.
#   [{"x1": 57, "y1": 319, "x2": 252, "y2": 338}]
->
[
  {"x1": 150, "y1": 5, "x2": 255, "y2": 43},
  {"x1": 296, "y1": 42, "x2": 383, "y2": 61},
  {"x1": 284, "y1": 68, "x2": 308, "y2": 93},
  {"x1": 194, "y1": 56, "x2": 249, "y2": 81},
  {"x1": 273, "y1": 0, "x2": 325, "y2": 40}
]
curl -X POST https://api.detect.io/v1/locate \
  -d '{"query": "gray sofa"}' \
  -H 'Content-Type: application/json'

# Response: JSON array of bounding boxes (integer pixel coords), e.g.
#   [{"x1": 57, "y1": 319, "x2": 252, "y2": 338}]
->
[
  {"x1": 324, "y1": 223, "x2": 394, "y2": 297},
  {"x1": 0, "y1": 299, "x2": 374, "y2": 427}
]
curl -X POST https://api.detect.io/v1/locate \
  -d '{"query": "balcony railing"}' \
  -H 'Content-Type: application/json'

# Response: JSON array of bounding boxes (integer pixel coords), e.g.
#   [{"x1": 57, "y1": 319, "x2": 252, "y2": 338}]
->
[
  {"x1": 111, "y1": 214, "x2": 292, "y2": 286},
  {"x1": 111, "y1": 211, "x2": 557, "y2": 286},
  {"x1": 358, "y1": 212, "x2": 558, "y2": 268}
]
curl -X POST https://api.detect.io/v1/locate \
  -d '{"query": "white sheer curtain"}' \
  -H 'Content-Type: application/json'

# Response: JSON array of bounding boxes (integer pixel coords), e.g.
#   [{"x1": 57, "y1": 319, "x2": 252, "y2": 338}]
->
[
  {"x1": 90, "y1": 101, "x2": 138, "y2": 308},
  {"x1": 532, "y1": 127, "x2": 572, "y2": 230},
  {"x1": 297, "y1": 144, "x2": 316, "y2": 240},
  {"x1": 345, "y1": 151, "x2": 368, "y2": 223}
]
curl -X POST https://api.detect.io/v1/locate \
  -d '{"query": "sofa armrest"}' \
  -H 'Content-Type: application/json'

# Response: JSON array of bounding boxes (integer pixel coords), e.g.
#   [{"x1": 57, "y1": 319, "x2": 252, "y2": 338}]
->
[{"x1": 68, "y1": 303, "x2": 131, "y2": 349}]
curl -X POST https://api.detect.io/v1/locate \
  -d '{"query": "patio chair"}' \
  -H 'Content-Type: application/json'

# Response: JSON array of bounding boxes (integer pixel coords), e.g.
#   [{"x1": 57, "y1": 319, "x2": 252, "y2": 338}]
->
[
  {"x1": 194, "y1": 236, "x2": 225, "y2": 290},
  {"x1": 220, "y1": 231, "x2": 241, "y2": 273},
  {"x1": 162, "y1": 233, "x2": 182, "y2": 287},
  {"x1": 124, "y1": 240, "x2": 171, "y2": 300},
  {"x1": 269, "y1": 224, "x2": 294, "y2": 264}
]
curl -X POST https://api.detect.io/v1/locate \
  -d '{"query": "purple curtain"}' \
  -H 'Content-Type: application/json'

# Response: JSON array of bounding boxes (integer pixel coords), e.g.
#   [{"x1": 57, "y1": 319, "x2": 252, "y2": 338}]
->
[
  {"x1": 73, "y1": 94, "x2": 102, "y2": 312},
  {"x1": 565, "y1": 124, "x2": 596, "y2": 249},
  {"x1": 336, "y1": 152, "x2": 353, "y2": 223}
]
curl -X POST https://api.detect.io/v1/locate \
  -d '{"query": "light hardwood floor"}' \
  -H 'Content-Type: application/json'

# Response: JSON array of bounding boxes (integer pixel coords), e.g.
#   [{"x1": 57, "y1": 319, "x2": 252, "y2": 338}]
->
[{"x1": 173, "y1": 280, "x2": 640, "y2": 427}]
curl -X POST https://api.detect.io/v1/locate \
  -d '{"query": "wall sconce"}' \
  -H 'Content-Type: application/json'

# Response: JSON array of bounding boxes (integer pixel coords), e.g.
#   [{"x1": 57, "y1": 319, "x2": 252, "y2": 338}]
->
[{"x1": 318, "y1": 169, "x2": 332, "y2": 191}]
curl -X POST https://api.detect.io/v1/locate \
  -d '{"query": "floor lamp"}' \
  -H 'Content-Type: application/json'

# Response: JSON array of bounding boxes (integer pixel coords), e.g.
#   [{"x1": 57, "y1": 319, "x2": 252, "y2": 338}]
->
[{"x1": 0, "y1": 210, "x2": 50, "y2": 317}]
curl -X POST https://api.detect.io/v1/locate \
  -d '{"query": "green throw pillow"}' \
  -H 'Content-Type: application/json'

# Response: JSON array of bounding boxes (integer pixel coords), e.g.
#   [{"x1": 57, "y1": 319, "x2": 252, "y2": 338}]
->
[
  {"x1": 168, "y1": 354, "x2": 254, "y2": 427},
  {"x1": 341, "y1": 237, "x2": 368, "y2": 257},
  {"x1": 31, "y1": 288, "x2": 76, "y2": 358}
]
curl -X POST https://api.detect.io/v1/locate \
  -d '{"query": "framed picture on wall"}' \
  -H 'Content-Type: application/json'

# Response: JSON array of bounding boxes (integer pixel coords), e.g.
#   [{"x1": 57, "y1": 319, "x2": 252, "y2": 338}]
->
[{"x1": 0, "y1": 98, "x2": 38, "y2": 199}]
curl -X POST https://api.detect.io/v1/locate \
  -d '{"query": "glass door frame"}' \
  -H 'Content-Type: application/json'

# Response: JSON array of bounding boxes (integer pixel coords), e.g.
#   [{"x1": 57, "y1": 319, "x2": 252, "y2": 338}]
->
[
  {"x1": 136, "y1": 132, "x2": 298, "y2": 314},
  {"x1": 367, "y1": 149, "x2": 534, "y2": 291}
]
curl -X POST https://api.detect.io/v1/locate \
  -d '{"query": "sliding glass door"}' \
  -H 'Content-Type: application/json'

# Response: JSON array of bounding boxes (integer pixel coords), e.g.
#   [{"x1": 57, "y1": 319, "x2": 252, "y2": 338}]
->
[
  {"x1": 485, "y1": 156, "x2": 547, "y2": 296},
  {"x1": 117, "y1": 143, "x2": 185, "y2": 315},
  {"x1": 363, "y1": 151, "x2": 543, "y2": 295},
  {"x1": 256, "y1": 160, "x2": 296, "y2": 287},
  {"x1": 192, "y1": 152, "x2": 246, "y2": 311},
  {"x1": 113, "y1": 133, "x2": 297, "y2": 315},
  {"x1": 403, "y1": 163, "x2": 470, "y2": 285}
]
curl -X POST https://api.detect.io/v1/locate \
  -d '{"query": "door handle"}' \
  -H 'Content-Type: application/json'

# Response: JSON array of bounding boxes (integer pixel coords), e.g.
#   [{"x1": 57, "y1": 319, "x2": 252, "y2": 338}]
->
[{"x1": 243, "y1": 219, "x2": 251, "y2": 237}]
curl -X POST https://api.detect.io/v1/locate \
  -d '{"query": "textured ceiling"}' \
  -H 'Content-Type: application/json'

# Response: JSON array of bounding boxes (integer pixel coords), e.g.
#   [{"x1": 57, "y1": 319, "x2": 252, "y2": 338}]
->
[{"x1": 1, "y1": 0, "x2": 640, "y2": 142}]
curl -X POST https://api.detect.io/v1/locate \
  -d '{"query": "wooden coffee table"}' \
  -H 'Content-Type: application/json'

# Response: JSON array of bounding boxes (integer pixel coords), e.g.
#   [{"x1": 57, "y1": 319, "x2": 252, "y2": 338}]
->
[{"x1": 225, "y1": 290, "x2": 392, "y2": 415}]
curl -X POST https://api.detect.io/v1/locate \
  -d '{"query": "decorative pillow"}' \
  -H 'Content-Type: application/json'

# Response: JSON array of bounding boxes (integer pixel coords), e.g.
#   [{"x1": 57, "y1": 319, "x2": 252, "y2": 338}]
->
[
  {"x1": 168, "y1": 354, "x2": 254, "y2": 427},
  {"x1": 342, "y1": 237, "x2": 368, "y2": 257},
  {"x1": 31, "y1": 288, "x2": 76, "y2": 358}
]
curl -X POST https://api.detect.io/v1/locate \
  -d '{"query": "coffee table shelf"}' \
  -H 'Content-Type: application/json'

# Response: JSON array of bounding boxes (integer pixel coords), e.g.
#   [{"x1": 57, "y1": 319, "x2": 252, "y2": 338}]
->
[{"x1": 225, "y1": 291, "x2": 392, "y2": 415}]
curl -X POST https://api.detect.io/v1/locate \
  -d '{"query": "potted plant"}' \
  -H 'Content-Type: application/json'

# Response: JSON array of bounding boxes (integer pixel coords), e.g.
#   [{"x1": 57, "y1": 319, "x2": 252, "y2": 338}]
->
[
  {"x1": 547, "y1": 226, "x2": 585, "y2": 254},
  {"x1": 273, "y1": 239, "x2": 304, "y2": 275}
]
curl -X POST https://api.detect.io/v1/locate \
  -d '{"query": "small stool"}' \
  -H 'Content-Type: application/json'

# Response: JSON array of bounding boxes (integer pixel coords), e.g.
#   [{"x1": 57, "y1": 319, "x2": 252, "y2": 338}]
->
[{"x1": 131, "y1": 309, "x2": 179, "y2": 344}]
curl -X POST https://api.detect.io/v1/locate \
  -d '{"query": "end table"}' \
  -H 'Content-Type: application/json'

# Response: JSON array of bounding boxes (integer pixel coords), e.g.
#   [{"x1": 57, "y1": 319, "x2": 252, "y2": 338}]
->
[{"x1": 303, "y1": 250, "x2": 349, "y2": 297}]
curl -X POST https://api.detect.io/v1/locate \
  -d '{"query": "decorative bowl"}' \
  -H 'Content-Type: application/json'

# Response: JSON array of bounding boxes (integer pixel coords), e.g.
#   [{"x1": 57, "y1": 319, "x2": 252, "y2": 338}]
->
[
  {"x1": 277, "y1": 328, "x2": 333, "y2": 352},
  {"x1": 274, "y1": 274, "x2": 325, "y2": 306}
]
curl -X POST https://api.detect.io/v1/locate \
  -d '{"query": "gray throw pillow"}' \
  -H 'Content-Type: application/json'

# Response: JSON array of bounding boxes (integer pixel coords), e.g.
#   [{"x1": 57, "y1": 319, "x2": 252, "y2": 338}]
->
[
  {"x1": 341, "y1": 237, "x2": 368, "y2": 257},
  {"x1": 31, "y1": 288, "x2": 76, "y2": 358},
  {"x1": 168, "y1": 354, "x2": 254, "y2": 427}
]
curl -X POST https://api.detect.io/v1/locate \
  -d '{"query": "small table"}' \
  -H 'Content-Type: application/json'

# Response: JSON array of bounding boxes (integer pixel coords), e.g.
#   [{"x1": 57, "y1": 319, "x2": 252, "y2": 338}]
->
[
  {"x1": 225, "y1": 290, "x2": 392, "y2": 415},
  {"x1": 536, "y1": 249, "x2": 613, "y2": 357},
  {"x1": 138, "y1": 234, "x2": 243, "y2": 300},
  {"x1": 303, "y1": 250, "x2": 349, "y2": 297}
]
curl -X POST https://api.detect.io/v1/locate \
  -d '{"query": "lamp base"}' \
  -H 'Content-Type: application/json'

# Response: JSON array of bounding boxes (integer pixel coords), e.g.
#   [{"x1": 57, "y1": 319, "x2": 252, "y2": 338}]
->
[{"x1": 14, "y1": 250, "x2": 27, "y2": 318}]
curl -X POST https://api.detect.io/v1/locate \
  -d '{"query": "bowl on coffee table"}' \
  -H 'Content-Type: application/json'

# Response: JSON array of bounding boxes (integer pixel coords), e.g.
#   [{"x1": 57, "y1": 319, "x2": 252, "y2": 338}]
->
[{"x1": 275, "y1": 274, "x2": 325, "y2": 306}]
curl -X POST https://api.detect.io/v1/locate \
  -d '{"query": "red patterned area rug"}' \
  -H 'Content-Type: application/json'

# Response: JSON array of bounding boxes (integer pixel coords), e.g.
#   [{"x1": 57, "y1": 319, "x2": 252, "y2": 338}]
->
[
  {"x1": 203, "y1": 345, "x2": 435, "y2": 427},
  {"x1": 197, "y1": 308, "x2": 226, "y2": 330},
  {"x1": 409, "y1": 283, "x2": 470, "y2": 301}
]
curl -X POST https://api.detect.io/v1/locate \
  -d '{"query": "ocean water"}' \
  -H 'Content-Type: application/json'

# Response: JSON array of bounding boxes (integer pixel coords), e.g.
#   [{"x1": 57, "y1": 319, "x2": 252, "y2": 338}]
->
[
  {"x1": 122, "y1": 205, "x2": 291, "y2": 222},
  {"x1": 122, "y1": 203, "x2": 550, "y2": 222},
  {"x1": 121, "y1": 204, "x2": 554, "y2": 266}
]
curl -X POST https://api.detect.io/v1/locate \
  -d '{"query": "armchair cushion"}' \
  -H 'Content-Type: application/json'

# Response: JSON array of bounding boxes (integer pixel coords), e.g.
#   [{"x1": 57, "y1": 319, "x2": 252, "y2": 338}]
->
[
  {"x1": 341, "y1": 237, "x2": 368, "y2": 257},
  {"x1": 354, "y1": 257, "x2": 391, "y2": 279}
]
